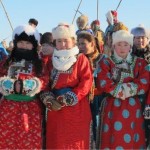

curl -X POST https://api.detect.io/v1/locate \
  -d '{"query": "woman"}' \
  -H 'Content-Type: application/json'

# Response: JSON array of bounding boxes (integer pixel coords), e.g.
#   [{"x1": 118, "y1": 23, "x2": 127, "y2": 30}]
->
[
  {"x1": 97, "y1": 30, "x2": 149, "y2": 149},
  {"x1": 0, "y1": 25, "x2": 49, "y2": 149},
  {"x1": 40, "y1": 22, "x2": 93, "y2": 149},
  {"x1": 77, "y1": 32, "x2": 104, "y2": 147}
]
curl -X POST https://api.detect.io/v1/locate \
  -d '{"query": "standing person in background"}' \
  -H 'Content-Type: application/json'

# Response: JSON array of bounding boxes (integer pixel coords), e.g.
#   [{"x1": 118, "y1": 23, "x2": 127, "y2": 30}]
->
[
  {"x1": 97, "y1": 30, "x2": 149, "y2": 149},
  {"x1": 39, "y1": 32, "x2": 54, "y2": 149},
  {"x1": 40, "y1": 22, "x2": 93, "y2": 149},
  {"x1": 0, "y1": 24, "x2": 49, "y2": 149},
  {"x1": 39, "y1": 32, "x2": 54, "y2": 66},
  {"x1": 6, "y1": 41, "x2": 14, "y2": 54},
  {"x1": 131, "y1": 25, "x2": 150, "y2": 148},
  {"x1": 77, "y1": 32, "x2": 104, "y2": 148},
  {"x1": 0, "y1": 42, "x2": 9, "y2": 61},
  {"x1": 76, "y1": 14, "x2": 93, "y2": 35},
  {"x1": 131, "y1": 25, "x2": 150, "y2": 59},
  {"x1": 91, "y1": 20, "x2": 105, "y2": 53},
  {"x1": 28, "y1": 18, "x2": 38, "y2": 28}
]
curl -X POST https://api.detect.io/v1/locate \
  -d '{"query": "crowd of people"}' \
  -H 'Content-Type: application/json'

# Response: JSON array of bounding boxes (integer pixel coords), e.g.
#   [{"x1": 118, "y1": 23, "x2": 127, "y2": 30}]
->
[{"x1": 0, "y1": 10, "x2": 150, "y2": 149}]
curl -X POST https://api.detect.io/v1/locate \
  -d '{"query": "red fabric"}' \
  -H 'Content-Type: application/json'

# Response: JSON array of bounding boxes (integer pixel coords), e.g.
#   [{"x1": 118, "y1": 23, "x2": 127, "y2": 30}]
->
[
  {"x1": 46, "y1": 54, "x2": 92, "y2": 149},
  {"x1": 0, "y1": 60, "x2": 50, "y2": 149},
  {"x1": 94, "y1": 88, "x2": 102, "y2": 96},
  {"x1": 97, "y1": 56, "x2": 149, "y2": 149},
  {"x1": 0, "y1": 99, "x2": 43, "y2": 149}
]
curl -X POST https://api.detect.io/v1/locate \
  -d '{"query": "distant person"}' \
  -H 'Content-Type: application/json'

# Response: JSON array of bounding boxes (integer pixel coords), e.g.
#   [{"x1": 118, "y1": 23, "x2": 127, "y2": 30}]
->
[
  {"x1": 131, "y1": 25, "x2": 150, "y2": 148},
  {"x1": 91, "y1": 20, "x2": 105, "y2": 53},
  {"x1": 76, "y1": 15, "x2": 93, "y2": 35},
  {"x1": 6, "y1": 41, "x2": 14, "y2": 54},
  {"x1": 28, "y1": 18, "x2": 38, "y2": 28},
  {"x1": 40, "y1": 32, "x2": 54, "y2": 66},
  {"x1": 131, "y1": 25, "x2": 150, "y2": 59},
  {"x1": 0, "y1": 42, "x2": 9, "y2": 61}
]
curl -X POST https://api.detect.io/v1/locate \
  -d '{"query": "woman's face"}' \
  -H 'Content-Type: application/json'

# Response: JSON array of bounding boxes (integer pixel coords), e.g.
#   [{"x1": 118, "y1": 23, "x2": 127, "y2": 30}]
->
[
  {"x1": 55, "y1": 38, "x2": 74, "y2": 50},
  {"x1": 41, "y1": 43, "x2": 54, "y2": 55},
  {"x1": 114, "y1": 41, "x2": 131, "y2": 59},
  {"x1": 17, "y1": 40, "x2": 33, "y2": 50},
  {"x1": 133, "y1": 36, "x2": 149, "y2": 49},
  {"x1": 78, "y1": 38, "x2": 94, "y2": 55}
]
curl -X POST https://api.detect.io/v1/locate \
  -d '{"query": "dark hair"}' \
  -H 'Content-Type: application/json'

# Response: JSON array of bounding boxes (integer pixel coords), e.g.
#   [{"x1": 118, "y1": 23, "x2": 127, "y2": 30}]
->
[
  {"x1": 77, "y1": 32, "x2": 101, "y2": 53},
  {"x1": 40, "y1": 32, "x2": 53, "y2": 45},
  {"x1": 28, "y1": 18, "x2": 38, "y2": 26},
  {"x1": 13, "y1": 31, "x2": 38, "y2": 49}
]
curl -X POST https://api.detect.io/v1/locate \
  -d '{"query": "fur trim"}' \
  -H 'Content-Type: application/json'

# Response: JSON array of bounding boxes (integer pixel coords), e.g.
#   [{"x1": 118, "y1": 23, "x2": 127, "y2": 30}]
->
[
  {"x1": 106, "y1": 11, "x2": 113, "y2": 25},
  {"x1": 12, "y1": 25, "x2": 40, "y2": 43},
  {"x1": 76, "y1": 15, "x2": 89, "y2": 30},
  {"x1": 112, "y1": 30, "x2": 133, "y2": 46},
  {"x1": 0, "y1": 76, "x2": 15, "y2": 95},
  {"x1": 131, "y1": 25, "x2": 149, "y2": 38},
  {"x1": 23, "y1": 77, "x2": 42, "y2": 97},
  {"x1": 52, "y1": 22, "x2": 76, "y2": 39}
]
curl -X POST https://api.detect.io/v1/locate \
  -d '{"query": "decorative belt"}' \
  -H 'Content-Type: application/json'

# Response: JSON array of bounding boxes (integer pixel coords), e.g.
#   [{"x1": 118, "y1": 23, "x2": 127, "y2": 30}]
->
[
  {"x1": 53, "y1": 88, "x2": 71, "y2": 96},
  {"x1": 4, "y1": 94, "x2": 36, "y2": 102}
]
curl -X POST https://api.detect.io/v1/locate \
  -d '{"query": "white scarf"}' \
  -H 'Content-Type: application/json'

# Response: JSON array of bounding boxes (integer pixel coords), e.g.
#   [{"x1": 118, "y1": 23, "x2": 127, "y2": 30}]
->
[{"x1": 52, "y1": 46, "x2": 79, "y2": 71}]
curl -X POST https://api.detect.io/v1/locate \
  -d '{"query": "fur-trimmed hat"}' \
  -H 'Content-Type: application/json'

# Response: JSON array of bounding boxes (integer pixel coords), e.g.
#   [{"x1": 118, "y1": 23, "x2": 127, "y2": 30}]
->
[
  {"x1": 113, "y1": 22, "x2": 128, "y2": 32},
  {"x1": 40, "y1": 32, "x2": 53, "y2": 45},
  {"x1": 106, "y1": 10, "x2": 117, "y2": 25},
  {"x1": 52, "y1": 22, "x2": 76, "y2": 39},
  {"x1": 76, "y1": 15, "x2": 89, "y2": 30},
  {"x1": 112, "y1": 30, "x2": 133, "y2": 46},
  {"x1": 131, "y1": 25, "x2": 149, "y2": 38},
  {"x1": 12, "y1": 24, "x2": 40, "y2": 48}
]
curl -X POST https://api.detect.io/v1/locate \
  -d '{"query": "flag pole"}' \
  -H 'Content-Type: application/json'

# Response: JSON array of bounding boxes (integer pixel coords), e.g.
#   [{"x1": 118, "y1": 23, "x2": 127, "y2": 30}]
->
[
  {"x1": 0, "y1": 0, "x2": 13, "y2": 31},
  {"x1": 97, "y1": 0, "x2": 99, "y2": 20},
  {"x1": 72, "y1": 0, "x2": 83, "y2": 24},
  {"x1": 115, "y1": 0, "x2": 123, "y2": 11}
]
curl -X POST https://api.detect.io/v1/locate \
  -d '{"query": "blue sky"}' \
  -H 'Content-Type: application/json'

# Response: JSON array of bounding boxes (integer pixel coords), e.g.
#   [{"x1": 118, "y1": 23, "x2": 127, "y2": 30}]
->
[{"x1": 0, "y1": 0, "x2": 150, "y2": 44}]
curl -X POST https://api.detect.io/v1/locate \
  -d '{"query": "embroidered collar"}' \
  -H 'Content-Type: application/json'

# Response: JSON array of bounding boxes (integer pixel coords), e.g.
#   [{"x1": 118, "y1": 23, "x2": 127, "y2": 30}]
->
[{"x1": 111, "y1": 51, "x2": 133, "y2": 64}]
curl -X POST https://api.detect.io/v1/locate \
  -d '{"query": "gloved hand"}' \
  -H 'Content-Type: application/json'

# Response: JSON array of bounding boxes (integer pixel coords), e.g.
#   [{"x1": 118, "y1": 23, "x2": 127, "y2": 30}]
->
[
  {"x1": 144, "y1": 105, "x2": 150, "y2": 119},
  {"x1": 56, "y1": 91, "x2": 78, "y2": 107},
  {"x1": 40, "y1": 91, "x2": 62, "y2": 111},
  {"x1": 114, "y1": 84, "x2": 126, "y2": 100}
]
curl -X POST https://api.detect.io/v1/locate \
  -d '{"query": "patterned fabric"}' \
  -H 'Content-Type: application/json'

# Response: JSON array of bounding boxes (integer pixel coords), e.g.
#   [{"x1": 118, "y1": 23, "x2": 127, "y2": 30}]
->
[
  {"x1": 0, "y1": 76, "x2": 42, "y2": 96},
  {"x1": 0, "y1": 59, "x2": 49, "y2": 149},
  {"x1": 0, "y1": 99, "x2": 43, "y2": 149},
  {"x1": 97, "y1": 55, "x2": 149, "y2": 149}
]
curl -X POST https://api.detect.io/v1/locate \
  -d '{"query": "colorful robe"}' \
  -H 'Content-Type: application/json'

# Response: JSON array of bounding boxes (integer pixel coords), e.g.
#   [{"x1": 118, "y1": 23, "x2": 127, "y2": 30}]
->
[
  {"x1": 46, "y1": 53, "x2": 93, "y2": 149},
  {"x1": 0, "y1": 59, "x2": 49, "y2": 149},
  {"x1": 97, "y1": 54, "x2": 149, "y2": 149}
]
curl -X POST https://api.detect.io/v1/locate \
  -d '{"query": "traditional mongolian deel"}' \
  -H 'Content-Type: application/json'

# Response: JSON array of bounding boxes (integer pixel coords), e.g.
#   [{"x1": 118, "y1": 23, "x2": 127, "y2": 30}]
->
[
  {"x1": 97, "y1": 54, "x2": 149, "y2": 149},
  {"x1": 0, "y1": 24, "x2": 49, "y2": 149},
  {"x1": 0, "y1": 59, "x2": 48, "y2": 149},
  {"x1": 46, "y1": 53, "x2": 92, "y2": 149}
]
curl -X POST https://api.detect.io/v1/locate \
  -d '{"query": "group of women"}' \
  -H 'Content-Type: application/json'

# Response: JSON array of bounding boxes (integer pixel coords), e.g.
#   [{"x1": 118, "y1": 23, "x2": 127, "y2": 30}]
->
[{"x1": 0, "y1": 19, "x2": 149, "y2": 150}]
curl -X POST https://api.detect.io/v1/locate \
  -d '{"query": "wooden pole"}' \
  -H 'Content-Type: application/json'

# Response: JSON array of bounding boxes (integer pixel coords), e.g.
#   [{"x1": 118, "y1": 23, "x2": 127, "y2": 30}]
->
[
  {"x1": 116, "y1": 0, "x2": 123, "y2": 11},
  {"x1": 0, "y1": 0, "x2": 13, "y2": 31},
  {"x1": 72, "y1": 0, "x2": 83, "y2": 24},
  {"x1": 97, "y1": 0, "x2": 99, "y2": 20}
]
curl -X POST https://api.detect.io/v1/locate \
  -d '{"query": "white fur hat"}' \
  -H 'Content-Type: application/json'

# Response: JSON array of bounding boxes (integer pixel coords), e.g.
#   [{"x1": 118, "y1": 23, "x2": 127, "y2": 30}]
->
[
  {"x1": 12, "y1": 24, "x2": 40, "y2": 43},
  {"x1": 112, "y1": 30, "x2": 133, "y2": 46},
  {"x1": 52, "y1": 22, "x2": 76, "y2": 39},
  {"x1": 106, "y1": 11, "x2": 113, "y2": 25}
]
